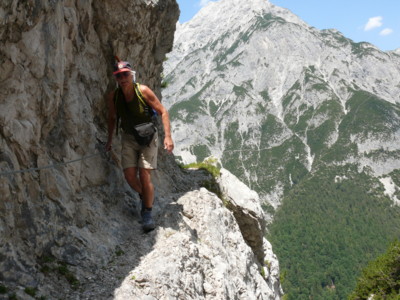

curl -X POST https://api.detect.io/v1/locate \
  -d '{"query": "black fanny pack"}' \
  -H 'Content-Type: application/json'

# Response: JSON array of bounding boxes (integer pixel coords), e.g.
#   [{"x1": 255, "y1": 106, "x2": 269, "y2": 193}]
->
[{"x1": 133, "y1": 122, "x2": 156, "y2": 146}]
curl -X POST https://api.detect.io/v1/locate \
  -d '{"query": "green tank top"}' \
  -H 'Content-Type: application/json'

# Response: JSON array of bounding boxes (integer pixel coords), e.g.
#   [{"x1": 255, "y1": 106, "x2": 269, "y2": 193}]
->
[{"x1": 114, "y1": 83, "x2": 153, "y2": 135}]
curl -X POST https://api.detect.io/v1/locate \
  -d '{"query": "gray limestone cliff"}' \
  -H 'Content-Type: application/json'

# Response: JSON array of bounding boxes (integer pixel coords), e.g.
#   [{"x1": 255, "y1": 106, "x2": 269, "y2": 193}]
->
[{"x1": 0, "y1": 1, "x2": 281, "y2": 299}]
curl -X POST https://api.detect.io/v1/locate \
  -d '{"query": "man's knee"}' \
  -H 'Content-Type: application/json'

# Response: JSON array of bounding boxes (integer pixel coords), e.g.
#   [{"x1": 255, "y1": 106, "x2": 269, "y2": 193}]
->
[
  {"x1": 124, "y1": 168, "x2": 138, "y2": 184},
  {"x1": 139, "y1": 169, "x2": 152, "y2": 186}
]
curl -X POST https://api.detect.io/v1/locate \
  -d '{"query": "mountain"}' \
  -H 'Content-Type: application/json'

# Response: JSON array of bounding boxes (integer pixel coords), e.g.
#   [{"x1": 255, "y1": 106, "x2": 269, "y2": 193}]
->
[
  {"x1": 0, "y1": 0, "x2": 282, "y2": 299},
  {"x1": 162, "y1": 0, "x2": 400, "y2": 298}
]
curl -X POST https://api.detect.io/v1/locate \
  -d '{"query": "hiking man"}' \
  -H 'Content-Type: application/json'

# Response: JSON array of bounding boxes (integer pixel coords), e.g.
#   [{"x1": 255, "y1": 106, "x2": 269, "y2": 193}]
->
[{"x1": 105, "y1": 60, "x2": 174, "y2": 232}]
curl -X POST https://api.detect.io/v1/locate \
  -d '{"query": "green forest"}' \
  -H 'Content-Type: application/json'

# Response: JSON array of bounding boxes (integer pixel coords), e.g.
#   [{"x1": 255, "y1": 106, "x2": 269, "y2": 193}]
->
[
  {"x1": 267, "y1": 165, "x2": 400, "y2": 299},
  {"x1": 350, "y1": 239, "x2": 400, "y2": 299}
]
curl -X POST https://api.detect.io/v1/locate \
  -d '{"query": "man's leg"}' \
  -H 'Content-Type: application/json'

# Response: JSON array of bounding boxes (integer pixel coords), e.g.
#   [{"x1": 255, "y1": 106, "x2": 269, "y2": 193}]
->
[
  {"x1": 139, "y1": 168, "x2": 155, "y2": 232},
  {"x1": 123, "y1": 167, "x2": 142, "y2": 194},
  {"x1": 139, "y1": 168, "x2": 154, "y2": 209}
]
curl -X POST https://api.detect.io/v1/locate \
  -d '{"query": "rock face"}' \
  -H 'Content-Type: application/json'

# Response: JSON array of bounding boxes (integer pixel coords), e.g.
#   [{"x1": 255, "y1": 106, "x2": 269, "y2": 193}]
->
[
  {"x1": 218, "y1": 168, "x2": 267, "y2": 263},
  {"x1": 0, "y1": 0, "x2": 178, "y2": 294},
  {"x1": 0, "y1": 1, "x2": 282, "y2": 299}
]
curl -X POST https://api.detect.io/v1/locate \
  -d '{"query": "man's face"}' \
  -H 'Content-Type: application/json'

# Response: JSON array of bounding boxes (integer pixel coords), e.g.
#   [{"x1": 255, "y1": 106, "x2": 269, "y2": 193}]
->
[{"x1": 115, "y1": 71, "x2": 132, "y2": 87}]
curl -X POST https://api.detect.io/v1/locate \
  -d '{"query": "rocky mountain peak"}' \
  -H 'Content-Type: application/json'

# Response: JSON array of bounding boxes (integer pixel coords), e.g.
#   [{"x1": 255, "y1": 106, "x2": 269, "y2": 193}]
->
[
  {"x1": 163, "y1": 0, "x2": 400, "y2": 172},
  {"x1": 170, "y1": 0, "x2": 310, "y2": 71}
]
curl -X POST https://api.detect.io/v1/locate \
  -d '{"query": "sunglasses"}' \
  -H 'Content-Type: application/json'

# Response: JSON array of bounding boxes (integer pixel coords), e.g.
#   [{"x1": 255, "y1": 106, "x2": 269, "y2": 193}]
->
[{"x1": 115, "y1": 71, "x2": 131, "y2": 79}]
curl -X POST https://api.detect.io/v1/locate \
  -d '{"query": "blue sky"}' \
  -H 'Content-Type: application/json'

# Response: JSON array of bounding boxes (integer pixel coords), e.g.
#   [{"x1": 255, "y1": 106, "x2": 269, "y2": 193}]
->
[{"x1": 176, "y1": 0, "x2": 400, "y2": 51}]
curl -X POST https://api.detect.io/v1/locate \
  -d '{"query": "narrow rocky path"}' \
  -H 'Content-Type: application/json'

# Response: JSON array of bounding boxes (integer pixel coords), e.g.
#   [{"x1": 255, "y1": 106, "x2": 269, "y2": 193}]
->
[
  {"x1": 71, "y1": 218, "x2": 155, "y2": 299},
  {"x1": 66, "y1": 193, "x2": 181, "y2": 300},
  {"x1": 64, "y1": 168, "x2": 212, "y2": 299}
]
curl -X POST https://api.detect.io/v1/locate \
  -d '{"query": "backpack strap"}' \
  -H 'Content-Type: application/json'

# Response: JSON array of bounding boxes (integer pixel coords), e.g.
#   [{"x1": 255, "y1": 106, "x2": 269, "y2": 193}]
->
[
  {"x1": 134, "y1": 83, "x2": 155, "y2": 117},
  {"x1": 134, "y1": 83, "x2": 146, "y2": 106}
]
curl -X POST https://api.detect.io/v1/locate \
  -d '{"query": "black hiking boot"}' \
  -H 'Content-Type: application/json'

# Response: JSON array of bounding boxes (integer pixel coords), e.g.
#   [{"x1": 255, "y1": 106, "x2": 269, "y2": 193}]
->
[{"x1": 142, "y1": 210, "x2": 155, "y2": 232}]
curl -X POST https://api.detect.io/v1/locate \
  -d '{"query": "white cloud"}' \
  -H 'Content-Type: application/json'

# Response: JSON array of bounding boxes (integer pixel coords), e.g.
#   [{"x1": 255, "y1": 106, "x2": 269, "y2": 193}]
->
[
  {"x1": 364, "y1": 16, "x2": 383, "y2": 31},
  {"x1": 380, "y1": 28, "x2": 393, "y2": 36}
]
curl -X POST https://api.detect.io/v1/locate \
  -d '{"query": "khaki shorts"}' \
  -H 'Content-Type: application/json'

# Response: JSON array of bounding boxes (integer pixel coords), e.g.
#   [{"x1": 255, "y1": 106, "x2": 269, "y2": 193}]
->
[{"x1": 121, "y1": 131, "x2": 158, "y2": 169}]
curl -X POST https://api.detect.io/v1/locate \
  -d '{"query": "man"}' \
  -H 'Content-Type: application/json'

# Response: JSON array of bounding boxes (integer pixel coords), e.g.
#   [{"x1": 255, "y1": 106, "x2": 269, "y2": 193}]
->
[{"x1": 105, "y1": 60, "x2": 174, "y2": 232}]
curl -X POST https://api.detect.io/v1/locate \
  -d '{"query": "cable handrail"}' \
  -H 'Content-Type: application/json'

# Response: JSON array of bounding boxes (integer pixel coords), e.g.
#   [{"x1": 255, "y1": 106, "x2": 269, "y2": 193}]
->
[{"x1": 0, "y1": 152, "x2": 103, "y2": 177}]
